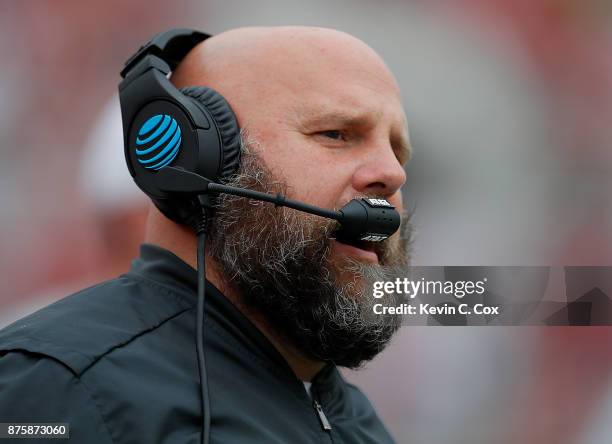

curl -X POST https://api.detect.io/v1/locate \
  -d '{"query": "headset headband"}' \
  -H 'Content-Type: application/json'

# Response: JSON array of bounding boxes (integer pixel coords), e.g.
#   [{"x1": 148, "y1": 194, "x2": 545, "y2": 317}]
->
[{"x1": 121, "y1": 29, "x2": 210, "y2": 79}]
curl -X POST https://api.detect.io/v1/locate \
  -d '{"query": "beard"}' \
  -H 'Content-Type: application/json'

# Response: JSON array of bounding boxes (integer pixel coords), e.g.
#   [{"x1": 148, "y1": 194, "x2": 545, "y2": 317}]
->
[{"x1": 207, "y1": 136, "x2": 412, "y2": 369}]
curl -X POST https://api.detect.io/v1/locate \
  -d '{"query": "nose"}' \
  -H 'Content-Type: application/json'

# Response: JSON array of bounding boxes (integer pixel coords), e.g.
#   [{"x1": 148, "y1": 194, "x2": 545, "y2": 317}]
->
[{"x1": 352, "y1": 142, "x2": 407, "y2": 198}]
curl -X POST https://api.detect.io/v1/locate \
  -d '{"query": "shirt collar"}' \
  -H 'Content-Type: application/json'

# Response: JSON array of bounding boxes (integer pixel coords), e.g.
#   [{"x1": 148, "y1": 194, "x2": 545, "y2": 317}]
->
[{"x1": 131, "y1": 243, "x2": 199, "y2": 295}]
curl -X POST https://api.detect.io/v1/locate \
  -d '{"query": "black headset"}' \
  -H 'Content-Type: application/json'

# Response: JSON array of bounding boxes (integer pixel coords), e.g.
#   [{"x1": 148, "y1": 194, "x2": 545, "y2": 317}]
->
[
  {"x1": 119, "y1": 28, "x2": 241, "y2": 229},
  {"x1": 118, "y1": 28, "x2": 402, "y2": 444}
]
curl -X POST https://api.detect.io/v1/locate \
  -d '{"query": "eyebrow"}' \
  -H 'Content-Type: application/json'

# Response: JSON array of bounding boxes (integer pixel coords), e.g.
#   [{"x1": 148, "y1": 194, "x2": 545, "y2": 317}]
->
[
  {"x1": 299, "y1": 109, "x2": 375, "y2": 129},
  {"x1": 297, "y1": 108, "x2": 412, "y2": 165}
]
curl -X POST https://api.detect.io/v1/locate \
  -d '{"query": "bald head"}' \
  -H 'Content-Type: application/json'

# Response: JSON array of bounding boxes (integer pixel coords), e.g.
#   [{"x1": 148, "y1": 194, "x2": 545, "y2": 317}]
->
[
  {"x1": 171, "y1": 26, "x2": 400, "y2": 90},
  {"x1": 172, "y1": 27, "x2": 402, "y2": 127}
]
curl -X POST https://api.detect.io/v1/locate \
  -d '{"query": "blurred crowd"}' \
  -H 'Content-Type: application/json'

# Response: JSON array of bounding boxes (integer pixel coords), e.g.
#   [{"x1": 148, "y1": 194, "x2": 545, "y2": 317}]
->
[{"x1": 0, "y1": 1, "x2": 610, "y2": 443}]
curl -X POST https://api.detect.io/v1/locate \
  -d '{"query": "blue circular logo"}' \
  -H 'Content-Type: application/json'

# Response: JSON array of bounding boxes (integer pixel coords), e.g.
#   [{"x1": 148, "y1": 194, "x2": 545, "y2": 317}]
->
[{"x1": 135, "y1": 114, "x2": 182, "y2": 170}]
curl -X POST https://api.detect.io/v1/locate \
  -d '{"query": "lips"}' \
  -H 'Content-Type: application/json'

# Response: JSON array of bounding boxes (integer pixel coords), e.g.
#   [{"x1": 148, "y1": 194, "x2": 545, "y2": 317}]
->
[
  {"x1": 333, "y1": 238, "x2": 379, "y2": 263},
  {"x1": 341, "y1": 238, "x2": 377, "y2": 253}
]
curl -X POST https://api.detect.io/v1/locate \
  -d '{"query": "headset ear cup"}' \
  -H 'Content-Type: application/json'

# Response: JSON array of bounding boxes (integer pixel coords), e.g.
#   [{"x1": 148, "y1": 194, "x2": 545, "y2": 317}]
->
[{"x1": 180, "y1": 86, "x2": 241, "y2": 182}]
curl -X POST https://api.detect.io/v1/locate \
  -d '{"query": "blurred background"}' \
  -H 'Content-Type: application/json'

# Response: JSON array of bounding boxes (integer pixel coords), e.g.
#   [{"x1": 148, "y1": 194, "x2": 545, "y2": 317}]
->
[{"x1": 0, "y1": 1, "x2": 611, "y2": 443}]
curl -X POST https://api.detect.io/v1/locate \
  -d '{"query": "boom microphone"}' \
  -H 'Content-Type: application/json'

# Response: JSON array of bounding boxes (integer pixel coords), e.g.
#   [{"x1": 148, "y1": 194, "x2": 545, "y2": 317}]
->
[{"x1": 155, "y1": 166, "x2": 400, "y2": 242}]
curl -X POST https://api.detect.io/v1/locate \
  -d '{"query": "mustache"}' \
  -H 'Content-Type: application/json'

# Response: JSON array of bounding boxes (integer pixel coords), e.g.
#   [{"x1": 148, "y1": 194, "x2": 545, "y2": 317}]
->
[{"x1": 378, "y1": 208, "x2": 413, "y2": 266}]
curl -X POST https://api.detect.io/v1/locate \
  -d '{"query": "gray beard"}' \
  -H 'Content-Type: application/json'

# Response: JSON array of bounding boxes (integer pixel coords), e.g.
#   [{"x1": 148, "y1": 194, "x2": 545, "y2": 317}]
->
[{"x1": 207, "y1": 135, "x2": 412, "y2": 369}]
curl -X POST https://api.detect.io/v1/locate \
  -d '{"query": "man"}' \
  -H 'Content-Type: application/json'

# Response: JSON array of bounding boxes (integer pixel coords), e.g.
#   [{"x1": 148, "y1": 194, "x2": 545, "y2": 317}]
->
[{"x1": 0, "y1": 26, "x2": 411, "y2": 443}]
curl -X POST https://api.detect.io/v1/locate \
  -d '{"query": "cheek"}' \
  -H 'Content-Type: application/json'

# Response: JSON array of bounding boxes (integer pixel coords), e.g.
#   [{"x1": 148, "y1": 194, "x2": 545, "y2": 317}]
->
[
  {"x1": 388, "y1": 190, "x2": 404, "y2": 212},
  {"x1": 255, "y1": 131, "x2": 353, "y2": 207}
]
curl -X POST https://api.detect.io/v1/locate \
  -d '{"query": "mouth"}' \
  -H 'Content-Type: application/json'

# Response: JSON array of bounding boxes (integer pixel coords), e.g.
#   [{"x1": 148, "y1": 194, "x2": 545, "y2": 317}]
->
[{"x1": 332, "y1": 238, "x2": 379, "y2": 264}]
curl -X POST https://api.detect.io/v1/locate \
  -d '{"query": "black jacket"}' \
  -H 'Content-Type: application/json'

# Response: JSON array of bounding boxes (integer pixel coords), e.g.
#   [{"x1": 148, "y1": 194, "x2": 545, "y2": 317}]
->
[{"x1": 0, "y1": 244, "x2": 395, "y2": 443}]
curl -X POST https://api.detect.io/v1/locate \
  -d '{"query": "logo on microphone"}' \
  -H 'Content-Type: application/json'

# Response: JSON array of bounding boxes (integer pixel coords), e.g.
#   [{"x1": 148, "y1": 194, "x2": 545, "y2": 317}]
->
[
  {"x1": 366, "y1": 198, "x2": 393, "y2": 208},
  {"x1": 135, "y1": 114, "x2": 182, "y2": 170}
]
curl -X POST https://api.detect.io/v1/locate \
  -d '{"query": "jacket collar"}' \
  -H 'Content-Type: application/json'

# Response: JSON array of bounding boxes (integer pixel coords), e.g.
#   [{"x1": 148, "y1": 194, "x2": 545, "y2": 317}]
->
[{"x1": 129, "y1": 244, "x2": 338, "y2": 388}]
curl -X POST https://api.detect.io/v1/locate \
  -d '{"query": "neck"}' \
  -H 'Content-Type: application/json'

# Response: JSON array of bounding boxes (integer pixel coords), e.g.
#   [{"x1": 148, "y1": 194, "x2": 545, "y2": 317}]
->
[{"x1": 144, "y1": 205, "x2": 326, "y2": 382}]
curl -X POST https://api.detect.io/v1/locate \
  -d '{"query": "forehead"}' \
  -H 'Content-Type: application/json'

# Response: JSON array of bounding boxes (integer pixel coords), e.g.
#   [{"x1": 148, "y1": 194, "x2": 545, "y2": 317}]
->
[
  {"x1": 275, "y1": 35, "x2": 402, "y2": 103},
  {"x1": 283, "y1": 60, "x2": 409, "y2": 151},
  {"x1": 272, "y1": 41, "x2": 406, "y2": 121},
  {"x1": 287, "y1": 85, "x2": 406, "y2": 129}
]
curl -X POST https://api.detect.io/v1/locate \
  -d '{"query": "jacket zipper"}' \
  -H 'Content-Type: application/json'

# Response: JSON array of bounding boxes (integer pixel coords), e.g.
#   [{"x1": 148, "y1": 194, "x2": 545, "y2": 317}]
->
[{"x1": 313, "y1": 398, "x2": 332, "y2": 432}]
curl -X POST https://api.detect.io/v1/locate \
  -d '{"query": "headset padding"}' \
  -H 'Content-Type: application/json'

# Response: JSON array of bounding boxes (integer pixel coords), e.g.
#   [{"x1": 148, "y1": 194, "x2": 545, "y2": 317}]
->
[{"x1": 180, "y1": 86, "x2": 241, "y2": 182}]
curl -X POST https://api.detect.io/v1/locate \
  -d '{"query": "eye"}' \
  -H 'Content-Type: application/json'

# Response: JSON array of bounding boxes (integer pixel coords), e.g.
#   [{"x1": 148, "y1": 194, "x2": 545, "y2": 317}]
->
[{"x1": 317, "y1": 130, "x2": 345, "y2": 141}]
